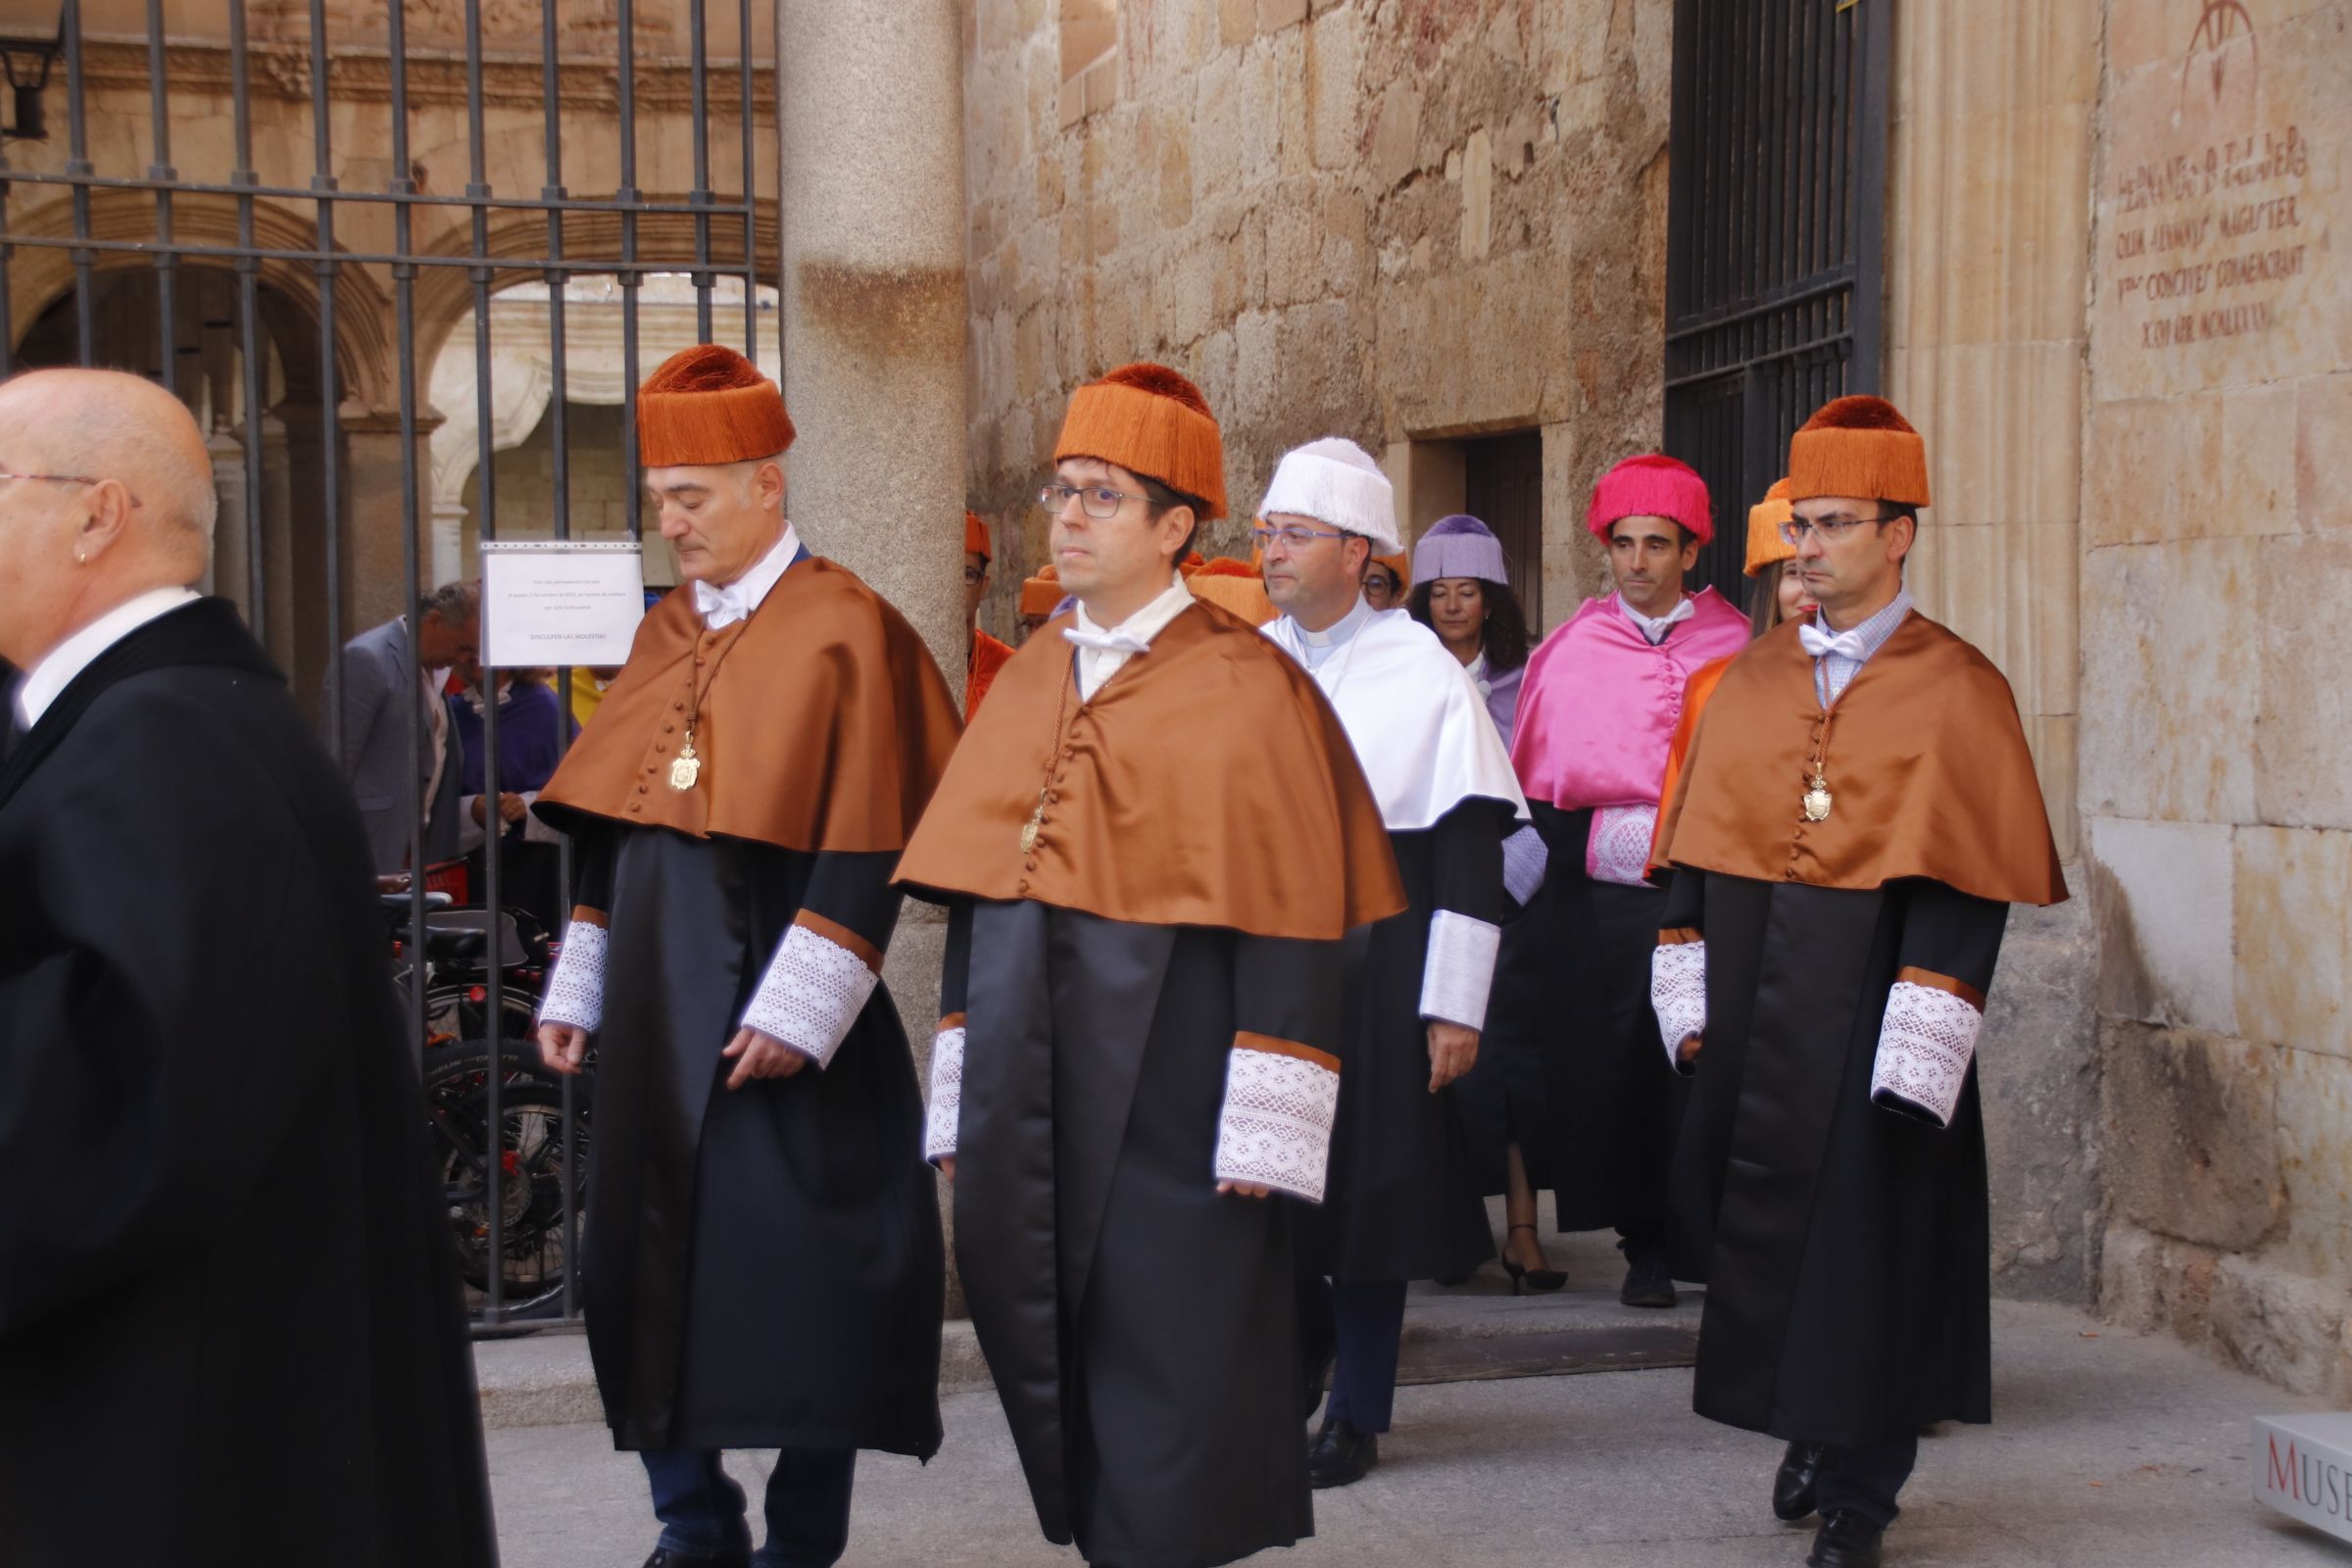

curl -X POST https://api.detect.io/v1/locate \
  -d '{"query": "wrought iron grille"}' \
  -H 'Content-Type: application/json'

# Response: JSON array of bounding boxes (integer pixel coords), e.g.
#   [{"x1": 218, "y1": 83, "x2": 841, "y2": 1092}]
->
[
  {"x1": 0, "y1": 0, "x2": 774, "y2": 1330},
  {"x1": 1662, "y1": 0, "x2": 1889, "y2": 602}
]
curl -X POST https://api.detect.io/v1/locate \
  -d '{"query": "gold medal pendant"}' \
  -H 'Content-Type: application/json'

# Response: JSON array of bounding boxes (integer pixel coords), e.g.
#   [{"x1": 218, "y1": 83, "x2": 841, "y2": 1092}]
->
[
  {"x1": 668, "y1": 738, "x2": 703, "y2": 792},
  {"x1": 1802, "y1": 773, "x2": 1834, "y2": 822},
  {"x1": 1019, "y1": 788, "x2": 1046, "y2": 854}
]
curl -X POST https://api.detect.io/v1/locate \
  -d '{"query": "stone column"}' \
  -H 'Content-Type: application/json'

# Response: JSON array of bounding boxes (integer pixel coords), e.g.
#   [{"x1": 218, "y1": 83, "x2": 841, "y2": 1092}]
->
[{"x1": 778, "y1": 0, "x2": 969, "y2": 1303}]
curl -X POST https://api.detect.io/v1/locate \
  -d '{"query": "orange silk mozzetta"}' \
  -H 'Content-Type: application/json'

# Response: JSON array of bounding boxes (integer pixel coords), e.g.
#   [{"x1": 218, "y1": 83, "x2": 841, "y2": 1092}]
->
[
  {"x1": 1649, "y1": 652, "x2": 1732, "y2": 862},
  {"x1": 896, "y1": 599, "x2": 1405, "y2": 940},
  {"x1": 967, "y1": 626, "x2": 1014, "y2": 719},
  {"x1": 1650, "y1": 612, "x2": 2066, "y2": 907},
  {"x1": 535, "y1": 558, "x2": 963, "y2": 853}
]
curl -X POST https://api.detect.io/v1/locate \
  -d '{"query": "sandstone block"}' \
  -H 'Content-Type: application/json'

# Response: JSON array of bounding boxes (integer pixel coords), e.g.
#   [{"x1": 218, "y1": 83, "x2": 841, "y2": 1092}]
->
[
  {"x1": 2236, "y1": 826, "x2": 2352, "y2": 1058},
  {"x1": 2085, "y1": 815, "x2": 2238, "y2": 1034},
  {"x1": 2100, "y1": 1022, "x2": 2284, "y2": 1251}
]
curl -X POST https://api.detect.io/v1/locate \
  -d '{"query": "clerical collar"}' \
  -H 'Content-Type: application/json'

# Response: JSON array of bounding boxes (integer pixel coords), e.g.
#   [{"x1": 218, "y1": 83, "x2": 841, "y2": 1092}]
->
[
  {"x1": 13, "y1": 584, "x2": 201, "y2": 731},
  {"x1": 1285, "y1": 593, "x2": 1374, "y2": 671},
  {"x1": 692, "y1": 520, "x2": 802, "y2": 630},
  {"x1": 1617, "y1": 592, "x2": 1694, "y2": 646}
]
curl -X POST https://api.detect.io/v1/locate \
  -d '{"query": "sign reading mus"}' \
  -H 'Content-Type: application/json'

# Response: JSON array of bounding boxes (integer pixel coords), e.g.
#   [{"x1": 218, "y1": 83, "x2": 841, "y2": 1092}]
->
[{"x1": 2255, "y1": 1413, "x2": 2352, "y2": 1544}]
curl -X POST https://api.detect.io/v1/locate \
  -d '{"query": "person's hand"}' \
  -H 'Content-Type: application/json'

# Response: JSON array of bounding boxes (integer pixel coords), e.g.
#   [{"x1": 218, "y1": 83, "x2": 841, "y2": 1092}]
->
[
  {"x1": 498, "y1": 791, "x2": 527, "y2": 824},
  {"x1": 537, "y1": 1022, "x2": 590, "y2": 1075},
  {"x1": 375, "y1": 872, "x2": 412, "y2": 894},
  {"x1": 721, "y1": 1026, "x2": 808, "y2": 1089},
  {"x1": 469, "y1": 795, "x2": 489, "y2": 826},
  {"x1": 1427, "y1": 1021, "x2": 1479, "y2": 1092},
  {"x1": 939, "y1": 1156, "x2": 956, "y2": 1182},
  {"x1": 1678, "y1": 1034, "x2": 1704, "y2": 1065},
  {"x1": 1217, "y1": 1180, "x2": 1273, "y2": 1200}
]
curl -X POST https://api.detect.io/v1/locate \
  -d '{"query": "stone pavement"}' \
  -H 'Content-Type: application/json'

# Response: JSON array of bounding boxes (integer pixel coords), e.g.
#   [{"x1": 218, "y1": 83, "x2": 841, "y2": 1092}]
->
[{"x1": 484, "y1": 1287, "x2": 2343, "y2": 1567}]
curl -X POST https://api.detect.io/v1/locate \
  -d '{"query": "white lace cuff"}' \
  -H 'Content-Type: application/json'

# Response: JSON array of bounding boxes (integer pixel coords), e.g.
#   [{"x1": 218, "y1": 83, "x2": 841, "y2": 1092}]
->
[
  {"x1": 537, "y1": 918, "x2": 608, "y2": 1033},
  {"x1": 924, "y1": 1022, "x2": 965, "y2": 1165},
  {"x1": 1420, "y1": 908, "x2": 1502, "y2": 1028},
  {"x1": 1212, "y1": 1040, "x2": 1342, "y2": 1203},
  {"x1": 1587, "y1": 804, "x2": 1660, "y2": 887},
  {"x1": 1501, "y1": 823, "x2": 1549, "y2": 906},
  {"x1": 1650, "y1": 938, "x2": 1706, "y2": 1074},
  {"x1": 1872, "y1": 979, "x2": 1984, "y2": 1129},
  {"x1": 738, "y1": 921, "x2": 879, "y2": 1070}
]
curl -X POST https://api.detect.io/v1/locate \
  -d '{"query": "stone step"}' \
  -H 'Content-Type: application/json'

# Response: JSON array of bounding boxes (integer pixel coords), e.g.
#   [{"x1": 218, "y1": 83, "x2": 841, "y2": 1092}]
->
[{"x1": 474, "y1": 1230, "x2": 1703, "y2": 1430}]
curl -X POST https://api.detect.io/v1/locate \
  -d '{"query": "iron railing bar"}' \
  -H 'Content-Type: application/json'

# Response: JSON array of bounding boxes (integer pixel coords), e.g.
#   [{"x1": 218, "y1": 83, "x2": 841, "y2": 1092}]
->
[
  {"x1": 311, "y1": 0, "x2": 345, "y2": 768},
  {"x1": 0, "y1": 231, "x2": 768, "y2": 276},
  {"x1": 64, "y1": 0, "x2": 94, "y2": 363},
  {"x1": 1665, "y1": 330, "x2": 1858, "y2": 392},
  {"x1": 690, "y1": 0, "x2": 712, "y2": 338},
  {"x1": 619, "y1": 0, "x2": 644, "y2": 548},
  {"x1": 462, "y1": 0, "x2": 505, "y2": 1323},
  {"x1": 389, "y1": 0, "x2": 430, "y2": 1076},
  {"x1": 145, "y1": 0, "x2": 176, "y2": 390},
  {"x1": 0, "y1": 169, "x2": 759, "y2": 217},
  {"x1": 738, "y1": 0, "x2": 757, "y2": 355},
  {"x1": 231, "y1": 0, "x2": 267, "y2": 631},
  {"x1": 1662, "y1": 274, "x2": 1856, "y2": 343},
  {"x1": 0, "y1": 41, "x2": 14, "y2": 378}
]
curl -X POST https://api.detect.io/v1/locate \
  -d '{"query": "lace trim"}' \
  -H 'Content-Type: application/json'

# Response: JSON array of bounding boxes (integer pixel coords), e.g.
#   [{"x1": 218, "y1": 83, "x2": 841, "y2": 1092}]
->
[
  {"x1": 738, "y1": 923, "x2": 878, "y2": 1070},
  {"x1": 1649, "y1": 938, "x2": 1706, "y2": 1071},
  {"x1": 924, "y1": 1025, "x2": 965, "y2": 1165},
  {"x1": 1420, "y1": 907, "x2": 1502, "y2": 1028},
  {"x1": 536, "y1": 920, "x2": 608, "y2": 1033},
  {"x1": 1871, "y1": 979, "x2": 1983, "y2": 1128},
  {"x1": 1587, "y1": 804, "x2": 1660, "y2": 887},
  {"x1": 1212, "y1": 1043, "x2": 1341, "y2": 1203},
  {"x1": 1501, "y1": 822, "x2": 1549, "y2": 906}
]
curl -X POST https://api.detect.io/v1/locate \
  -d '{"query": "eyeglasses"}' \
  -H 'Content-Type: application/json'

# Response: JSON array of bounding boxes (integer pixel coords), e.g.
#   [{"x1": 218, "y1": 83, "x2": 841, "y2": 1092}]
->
[
  {"x1": 1039, "y1": 482, "x2": 1146, "y2": 519},
  {"x1": 1778, "y1": 510, "x2": 1897, "y2": 546},
  {"x1": 961, "y1": 565, "x2": 987, "y2": 586},
  {"x1": 0, "y1": 471, "x2": 140, "y2": 508},
  {"x1": 1251, "y1": 523, "x2": 1351, "y2": 551}
]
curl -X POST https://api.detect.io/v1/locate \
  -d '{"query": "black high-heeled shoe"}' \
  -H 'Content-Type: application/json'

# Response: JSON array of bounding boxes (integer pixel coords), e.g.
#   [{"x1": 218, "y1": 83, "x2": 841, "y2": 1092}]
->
[{"x1": 1501, "y1": 1223, "x2": 1567, "y2": 1294}]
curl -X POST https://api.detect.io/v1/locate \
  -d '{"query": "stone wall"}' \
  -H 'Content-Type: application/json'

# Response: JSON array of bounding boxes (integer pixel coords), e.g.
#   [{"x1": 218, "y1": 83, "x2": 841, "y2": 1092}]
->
[
  {"x1": 2082, "y1": 0, "x2": 2352, "y2": 1396},
  {"x1": 960, "y1": 0, "x2": 1674, "y2": 641}
]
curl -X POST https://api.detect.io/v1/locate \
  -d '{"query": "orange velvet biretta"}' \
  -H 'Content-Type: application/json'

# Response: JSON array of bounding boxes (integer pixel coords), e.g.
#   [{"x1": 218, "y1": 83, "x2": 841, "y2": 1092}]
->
[
  {"x1": 965, "y1": 510, "x2": 992, "y2": 562},
  {"x1": 637, "y1": 344, "x2": 796, "y2": 467},
  {"x1": 1788, "y1": 396, "x2": 1932, "y2": 509},
  {"x1": 1018, "y1": 564, "x2": 1064, "y2": 619},
  {"x1": 1054, "y1": 362, "x2": 1229, "y2": 518},
  {"x1": 1744, "y1": 476, "x2": 1795, "y2": 577}
]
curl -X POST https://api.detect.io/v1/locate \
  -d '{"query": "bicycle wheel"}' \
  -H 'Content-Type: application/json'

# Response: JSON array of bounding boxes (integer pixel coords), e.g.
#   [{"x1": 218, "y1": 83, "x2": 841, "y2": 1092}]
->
[{"x1": 423, "y1": 1040, "x2": 590, "y2": 1320}]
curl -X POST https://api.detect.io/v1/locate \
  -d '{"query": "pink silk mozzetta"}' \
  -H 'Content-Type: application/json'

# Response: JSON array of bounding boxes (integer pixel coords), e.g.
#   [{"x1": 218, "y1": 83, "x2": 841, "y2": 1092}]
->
[{"x1": 1509, "y1": 588, "x2": 1751, "y2": 812}]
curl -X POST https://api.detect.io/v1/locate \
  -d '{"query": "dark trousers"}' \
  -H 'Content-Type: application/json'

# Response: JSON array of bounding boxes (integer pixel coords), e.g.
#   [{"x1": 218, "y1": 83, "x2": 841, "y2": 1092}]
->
[
  {"x1": 1299, "y1": 1277, "x2": 1409, "y2": 1434},
  {"x1": 1813, "y1": 1432, "x2": 1919, "y2": 1528},
  {"x1": 640, "y1": 1447, "x2": 857, "y2": 1566}
]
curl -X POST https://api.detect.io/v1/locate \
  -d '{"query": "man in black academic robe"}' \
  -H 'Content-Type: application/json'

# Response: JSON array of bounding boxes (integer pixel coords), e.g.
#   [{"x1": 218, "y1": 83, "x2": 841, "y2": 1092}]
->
[
  {"x1": 1649, "y1": 397, "x2": 2066, "y2": 1568},
  {"x1": 533, "y1": 347, "x2": 961, "y2": 1568},
  {"x1": 1254, "y1": 437, "x2": 1527, "y2": 1488},
  {"x1": 0, "y1": 368, "x2": 497, "y2": 1568},
  {"x1": 898, "y1": 365, "x2": 1404, "y2": 1568}
]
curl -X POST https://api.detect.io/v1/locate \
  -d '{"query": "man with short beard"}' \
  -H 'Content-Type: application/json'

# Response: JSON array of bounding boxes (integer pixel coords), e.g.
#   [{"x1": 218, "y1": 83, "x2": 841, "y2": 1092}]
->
[
  {"x1": 1508, "y1": 455, "x2": 1750, "y2": 1307},
  {"x1": 1255, "y1": 438, "x2": 1527, "y2": 1489}
]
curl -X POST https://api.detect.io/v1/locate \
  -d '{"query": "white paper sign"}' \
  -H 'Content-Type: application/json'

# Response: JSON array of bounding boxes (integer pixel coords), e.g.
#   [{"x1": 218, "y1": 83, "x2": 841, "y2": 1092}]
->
[{"x1": 480, "y1": 541, "x2": 647, "y2": 667}]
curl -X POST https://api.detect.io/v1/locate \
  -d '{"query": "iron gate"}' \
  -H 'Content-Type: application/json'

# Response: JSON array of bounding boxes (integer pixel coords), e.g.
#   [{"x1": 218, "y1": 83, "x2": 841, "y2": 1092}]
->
[
  {"x1": 0, "y1": 0, "x2": 773, "y2": 1328},
  {"x1": 1662, "y1": 0, "x2": 1890, "y2": 602}
]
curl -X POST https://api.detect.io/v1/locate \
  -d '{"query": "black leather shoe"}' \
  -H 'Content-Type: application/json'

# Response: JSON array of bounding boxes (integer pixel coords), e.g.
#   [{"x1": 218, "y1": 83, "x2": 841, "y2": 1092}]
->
[
  {"x1": 1773, "y1": 1440, "x2": 1826, "y2": 1522},
  {"x1": 1619, "y1": 1250, "x2": 1679, "y2": 1308},
  {"x1": 1306, "y1": 1417, "x2": 1379, "y2": 1489},
  {"x1": 1805, "y1": 1509, "x2": 1885, "y2": 1568},
  {"x1": 643, "y1": 1549, "x2": 750, "y2": 1568}
]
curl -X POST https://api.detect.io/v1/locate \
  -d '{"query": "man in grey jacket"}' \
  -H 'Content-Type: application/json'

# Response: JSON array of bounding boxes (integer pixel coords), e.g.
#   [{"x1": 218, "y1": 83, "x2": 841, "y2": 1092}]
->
[{"x1": 337, "y1": 580, "x2": 479, "y2": 875}]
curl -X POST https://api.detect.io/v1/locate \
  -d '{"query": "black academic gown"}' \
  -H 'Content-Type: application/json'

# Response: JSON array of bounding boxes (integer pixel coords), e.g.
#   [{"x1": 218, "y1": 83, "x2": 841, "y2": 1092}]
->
[
  {"x1": 1662, "y1": 868, "x2": 2007, "y2": 1447},
  {"x1": 1534, "y1": 800, "x2": 1687, "y2": 1239},
  {"x1": 945, "y1": 899, "x2": 1345, "y2": 1568},
  {"x1": 1298, "y1": 801, "x2": 1506, "y2": 1283},
  {"x1": 0, "y1": 599, "x2": 497, "y2": 1568},
  {"x1": 569, "y1": 822, "x2": 944, "y2": 1455}
]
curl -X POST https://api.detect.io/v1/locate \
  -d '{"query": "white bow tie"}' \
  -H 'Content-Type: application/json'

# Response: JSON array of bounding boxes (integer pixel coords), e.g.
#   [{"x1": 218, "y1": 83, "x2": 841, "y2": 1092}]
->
[
  {"x1": 695, "y1": 578, "x2": 755, "y2": 630},
  {"x1": 1798, "y1": 621, "x2": 1869, "y2": 662},
  {"x1": 1062, "y1": 623, "x2": 1152, "y2": 657}
]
